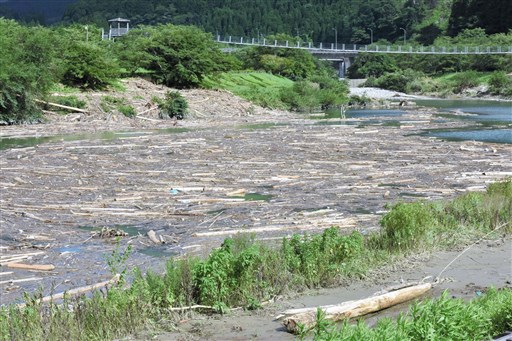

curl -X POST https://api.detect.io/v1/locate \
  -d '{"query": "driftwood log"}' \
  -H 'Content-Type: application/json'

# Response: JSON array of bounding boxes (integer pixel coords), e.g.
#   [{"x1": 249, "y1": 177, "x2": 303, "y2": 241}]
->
[
  {"x1": 35, "y1": 99, "x2": 88, "y2": 113},
  {"x1": 18, "y1": 274, "x2": 120, "y2": 308},
  {"x1": 278, "y1": 282, "x2": 432, "y2": 334},
  {"x1": 6, "y1": 262, "x2": 55, "y2": 271}
]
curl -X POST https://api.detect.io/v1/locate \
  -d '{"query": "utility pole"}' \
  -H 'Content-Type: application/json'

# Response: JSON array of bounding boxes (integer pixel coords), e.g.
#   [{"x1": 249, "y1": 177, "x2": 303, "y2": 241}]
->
[
  {"x1": 399, "y1": 27, "x2": 406, "y2": 45},
  {"x1": 332, "y1": 27, "x2": 337, "y2": 50},
  {"x1": 85, "y1": 25, "x2": 89, "y2": 42},
  {"x1": 368, "y1": 28, "x2": 373, "y2": 44}
]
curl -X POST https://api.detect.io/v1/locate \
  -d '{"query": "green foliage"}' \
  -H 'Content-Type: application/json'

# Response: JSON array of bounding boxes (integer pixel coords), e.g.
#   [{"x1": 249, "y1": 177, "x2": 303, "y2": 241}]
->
[
  {"x1": 157, "y1": 91, "x2": 188, "y2": 119},
  {"x1": 0, "y1": 19, "x2": 58, "y2": 123},
  {"x1": 282, "y1": 228, "x2": 364, "y2": 288},
  {"x1": 117, "y1": 24, "x2": 235, "y2": 88},
  {"x1": 374, "y1": 69, "x2": 426, "y2": 93},
  {"x1": 488, "y1": 71, "x2": 512, "y2": 96},
  {"x1": 451, "y1": 70, "x2": 480, "y2": 93},
  {"x1": 106, "y1": 238, "x2": 132, "y2": 283},
  {"x1": 60, "y1": 41, "x2": 120, "y2": 90},
  {"x1": 240, "y1": 45, "x2": 318, "y2": 81},
  {"x1": 380, "y1": 201, "x2": 436, "y2": 251},
  {"x1": 348, "y1": 54, "x2": 399, "y2": 79},
  {"x1": 50, "y1": 95, "x2": 86, "y2": 110},
  {"x1": 448, "y1": 0, "x2": 512, "y2": 36},
  {"x1": 118, "y1": 105, "x2": 137, "y2": 118},
  {"x1": 307, "y1": 288, "x2": 512, "y2": 340}
]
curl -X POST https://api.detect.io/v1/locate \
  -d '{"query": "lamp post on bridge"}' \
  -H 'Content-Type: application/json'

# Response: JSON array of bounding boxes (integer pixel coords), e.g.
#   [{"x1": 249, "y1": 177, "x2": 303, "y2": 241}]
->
[
  {"x1": 368, "y1": 28, "x2": 373, "y2": 44},
  {"x1": 399, "y1": 27, "x2": 406, "y2": 45},
  {"x1": 332, "y1": 27, "x2": 338, "y2": 50}
]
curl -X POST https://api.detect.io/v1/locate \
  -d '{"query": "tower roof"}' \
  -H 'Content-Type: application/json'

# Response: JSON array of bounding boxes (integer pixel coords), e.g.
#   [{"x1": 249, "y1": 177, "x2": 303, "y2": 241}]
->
[{"x1": 108, "y1": 18, "x2": 130, "y2": 23}]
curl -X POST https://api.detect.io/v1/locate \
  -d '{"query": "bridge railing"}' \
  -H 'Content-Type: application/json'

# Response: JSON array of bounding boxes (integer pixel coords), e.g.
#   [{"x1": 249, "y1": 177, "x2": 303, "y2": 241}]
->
[{"x1": 216, "y1": 35, "x2": 512, "y2": 55}]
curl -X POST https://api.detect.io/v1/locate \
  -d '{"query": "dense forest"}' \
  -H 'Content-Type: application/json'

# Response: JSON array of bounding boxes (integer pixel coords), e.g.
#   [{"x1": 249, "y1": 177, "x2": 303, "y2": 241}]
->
[{"x1": 2, "y1": 0, "x2": 511, "y2": 44}]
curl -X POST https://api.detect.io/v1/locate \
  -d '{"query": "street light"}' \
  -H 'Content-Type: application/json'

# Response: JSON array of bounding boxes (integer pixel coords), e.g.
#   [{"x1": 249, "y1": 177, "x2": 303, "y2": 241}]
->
[
  {"x1": 368, "y1": 28, "x2": 373, "y2": 44},
  {"x1": 399, "y1": 27, "x2": 406, "y2": 45},
  {"x1": 332, "y1": 27, "x2": 338, "y2": 50}
]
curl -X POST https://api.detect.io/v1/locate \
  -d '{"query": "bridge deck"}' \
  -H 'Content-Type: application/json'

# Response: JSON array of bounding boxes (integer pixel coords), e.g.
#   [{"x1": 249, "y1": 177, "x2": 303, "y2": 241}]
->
[{"x1": 217, "y1": 36, "x2": 512, "y2": 55}]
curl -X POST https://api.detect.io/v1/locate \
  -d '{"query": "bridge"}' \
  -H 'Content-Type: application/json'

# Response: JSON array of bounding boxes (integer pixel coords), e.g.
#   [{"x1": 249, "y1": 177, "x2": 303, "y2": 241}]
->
[{"x1": 216, "y1": 35, "x2": 512, "y2": 78}]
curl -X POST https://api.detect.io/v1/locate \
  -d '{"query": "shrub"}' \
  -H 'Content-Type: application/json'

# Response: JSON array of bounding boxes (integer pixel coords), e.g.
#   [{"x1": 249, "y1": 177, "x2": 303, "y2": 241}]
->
[
  {"x1": 451, "y1": 70, "x2": 480, "y2": 93},
  {"x1": 376, "y1": 69, "x2": 425, "y2": 93},
  {"x1": 0, "y1": 19, "x2": 58, "y2": 123},
  {"x1": 51, "y1": 95, "x2": 86, "y2": 109},
  {"x1": 118, "y1": 105, "x2": 136, "y2": 118},
  {"x1": 157, "y1": 91, "x2": 188, "y2": 119},
  {"x1": 488, "y1": 71, "x2": 512, "y2": 96},
  {"x1": 380, "y1": 201, "x2": 437, "y2": 251},
  {"x1": 117, "y1": 24, "x2": 235, "y2": 88},
  {"x1": 60, "y1": 41, "x2": 120, "y2": 90}
]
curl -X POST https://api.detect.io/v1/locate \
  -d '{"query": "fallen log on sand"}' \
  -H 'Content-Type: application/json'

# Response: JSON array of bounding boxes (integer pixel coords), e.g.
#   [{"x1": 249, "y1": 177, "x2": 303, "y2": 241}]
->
[{"x1": 277, "y1": 282, "x2": 432, "y2": 334}]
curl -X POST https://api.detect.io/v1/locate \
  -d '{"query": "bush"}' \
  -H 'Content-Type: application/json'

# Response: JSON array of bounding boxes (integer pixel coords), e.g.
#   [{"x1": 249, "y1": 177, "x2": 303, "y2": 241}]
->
[
  {"x1": 117, "y1": 24, "x2": 235, "y2": 88},
  {"x1": 376, "y1": 69, "x2": 425, "y2": 93},
  {"x1": 488, "y1": 71, "x2": 512, "y2": 96},
  {"x1": 0, "y1": 19, "x2": 58, "y2": 123},
  {"x1": 60, "y1": 41, "x2": 120, "y2": 90},
  {"x1": 157, "y1": 91, "x2": 188, "y2": 119},
  {"x1": 451, "y1": 70, "x2": 481, "y2": 93},
  {"x1": 51, "y1": 95, "x2": 86, "y2": 109},
  {"x1": 380, "y1": 201, "x2": 437, "y2": 251},
  {"x1": 118, "y1": 105, "x2": 136, "y2": 118}
]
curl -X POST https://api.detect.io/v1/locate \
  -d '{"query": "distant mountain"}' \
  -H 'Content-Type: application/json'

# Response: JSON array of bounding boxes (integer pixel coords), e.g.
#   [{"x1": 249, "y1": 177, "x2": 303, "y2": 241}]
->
[{"x1": 0, "y1": 0, "x2": 77, "y2": 24}]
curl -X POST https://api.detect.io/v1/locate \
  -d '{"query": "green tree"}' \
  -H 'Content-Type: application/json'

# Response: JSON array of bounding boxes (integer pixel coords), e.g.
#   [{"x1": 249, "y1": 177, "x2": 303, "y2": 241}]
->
[
  {"x1": 0, "y1": 19, "x2": 58, "y2": 123},
  {"x1": 118, "y1": 24, "x2": 235, "y2": 88}
]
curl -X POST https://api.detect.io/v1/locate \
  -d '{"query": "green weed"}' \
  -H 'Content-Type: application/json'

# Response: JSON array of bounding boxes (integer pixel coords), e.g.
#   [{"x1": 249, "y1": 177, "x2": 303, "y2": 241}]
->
[
  {"x1": 303, "y1": 289, "x2": 512, "y2": 340},
  {"x1": 118, "y1": 104, "x2": 137, "y2": 118}
]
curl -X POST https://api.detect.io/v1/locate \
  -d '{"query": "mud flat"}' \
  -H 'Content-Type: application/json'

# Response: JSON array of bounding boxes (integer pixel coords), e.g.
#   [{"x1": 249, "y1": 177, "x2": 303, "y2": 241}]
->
[{"x1": 1, "y1": 83, "x2": 511, "y2": 310}]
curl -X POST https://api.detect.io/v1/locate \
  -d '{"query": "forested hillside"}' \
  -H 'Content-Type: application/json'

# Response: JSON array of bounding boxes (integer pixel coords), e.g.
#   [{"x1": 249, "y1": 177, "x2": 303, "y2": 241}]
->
[
  {"x1": 62, "y1": 0, "x2": 445, "y2": 44},
  {"x1": 0, "y1": 0, "x2": 76, "y2": 24}
]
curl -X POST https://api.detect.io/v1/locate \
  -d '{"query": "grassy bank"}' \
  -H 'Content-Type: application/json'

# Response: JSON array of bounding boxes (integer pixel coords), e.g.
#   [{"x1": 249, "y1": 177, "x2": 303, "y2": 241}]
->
[
  {"x1": 1, "y1": 179, "x2": 511, "y2": 340},
  {"x1": 202, "y1": 71, "x2": 349, "y2": 111},
  {"x1": 202, "y1": 71, "x2": 293, "y2": 109}
]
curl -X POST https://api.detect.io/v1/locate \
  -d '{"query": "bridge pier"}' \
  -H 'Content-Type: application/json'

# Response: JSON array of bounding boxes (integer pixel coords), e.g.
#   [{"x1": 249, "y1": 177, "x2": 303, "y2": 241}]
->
[{"x1": 337, "y1": 57, "x2": 352, "y2": 79}]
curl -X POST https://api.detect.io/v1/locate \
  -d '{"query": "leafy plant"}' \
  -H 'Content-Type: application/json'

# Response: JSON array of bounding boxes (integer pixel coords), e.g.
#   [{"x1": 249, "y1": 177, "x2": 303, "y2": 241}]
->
[
  {"x1": 59, "y1": 41, "x2": 120, "y2": 90},
  {"x1": 157, "y1": 91, "x2": 188, "y2": 119},
  {"x1": 50, "y1": 95, "x2": 86, "y2": 110},
  {"x1": 118, "y1": 104, "x2": 136, "y2": 118},
  {"x1": 106, "y1": 238, "x2": 132, "y2": 283}
]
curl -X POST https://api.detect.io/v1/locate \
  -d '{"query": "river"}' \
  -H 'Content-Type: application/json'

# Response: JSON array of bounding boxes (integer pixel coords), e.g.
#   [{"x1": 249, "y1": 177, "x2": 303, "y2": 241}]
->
[{"x1": 326, "y1": 98, "x2": 511, "y2": 144}]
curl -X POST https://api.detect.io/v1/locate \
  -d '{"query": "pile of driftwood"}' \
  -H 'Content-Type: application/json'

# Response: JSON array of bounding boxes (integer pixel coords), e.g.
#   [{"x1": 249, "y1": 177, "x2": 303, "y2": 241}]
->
[{"x1": 276, "y1": 282, "x2": 432, "y2": 334}]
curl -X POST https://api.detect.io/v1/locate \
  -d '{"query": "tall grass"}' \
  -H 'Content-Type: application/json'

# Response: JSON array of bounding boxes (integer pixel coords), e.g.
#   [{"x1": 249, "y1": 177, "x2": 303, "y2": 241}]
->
[{"x1": 1, "y1": 179, "x2": 511, "y2": 340}]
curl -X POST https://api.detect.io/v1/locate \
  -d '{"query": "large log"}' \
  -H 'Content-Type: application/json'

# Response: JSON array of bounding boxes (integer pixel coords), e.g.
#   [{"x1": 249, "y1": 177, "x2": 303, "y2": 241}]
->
[
  {"x1": 6, "y1": 262, "x2": 55, "y2": 271},
  {"x1": 35, "y1": 99, "x2": 88, "y2": 113},
  {"x1": 279, "y1": 282, "x2": 432, "y2": 334},
  {"x1": 17, "y1": 274, "x2": 120, "y2": 308}
]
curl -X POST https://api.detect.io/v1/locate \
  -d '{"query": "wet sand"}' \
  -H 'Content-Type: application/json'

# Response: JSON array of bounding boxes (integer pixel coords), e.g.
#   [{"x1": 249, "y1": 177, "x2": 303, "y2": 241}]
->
[{"x1": 136, "y1": 239, "x2": 511, "y2": 340}]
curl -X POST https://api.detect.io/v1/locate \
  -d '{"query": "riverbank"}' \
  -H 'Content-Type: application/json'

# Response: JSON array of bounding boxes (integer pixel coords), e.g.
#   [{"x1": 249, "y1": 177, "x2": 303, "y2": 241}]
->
[{"x1": 1, "y1": 80, "x2": 511, "y2": 339}]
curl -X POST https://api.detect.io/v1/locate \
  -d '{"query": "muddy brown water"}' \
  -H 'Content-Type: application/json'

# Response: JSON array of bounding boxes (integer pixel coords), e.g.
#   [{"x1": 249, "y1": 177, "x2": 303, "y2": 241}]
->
[{"x1": 0, "y1": 108, "x2": 511, "y2": 327}]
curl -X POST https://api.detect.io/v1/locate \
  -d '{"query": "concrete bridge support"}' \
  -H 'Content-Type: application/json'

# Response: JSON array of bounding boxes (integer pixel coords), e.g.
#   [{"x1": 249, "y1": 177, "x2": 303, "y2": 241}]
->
[{"x1": 336, "y1": 57, "x2": 353, "y2": 78}]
